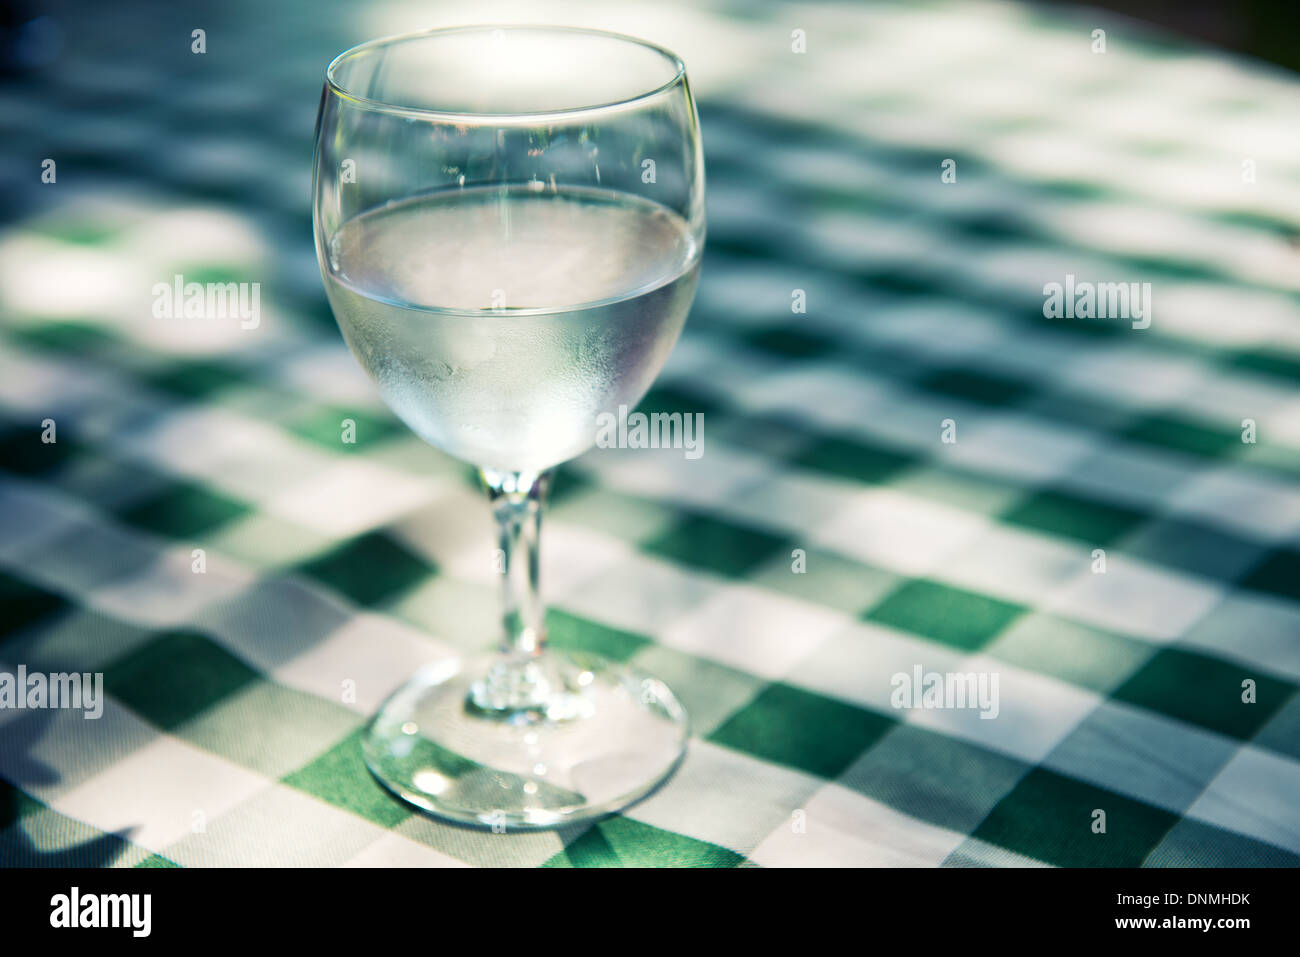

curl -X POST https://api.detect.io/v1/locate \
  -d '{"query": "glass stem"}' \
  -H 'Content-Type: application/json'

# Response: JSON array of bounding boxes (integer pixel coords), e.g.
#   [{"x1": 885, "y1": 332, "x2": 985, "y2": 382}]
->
[{"x1": 481, "y1": 468, "x2": 552, "y2": 659}]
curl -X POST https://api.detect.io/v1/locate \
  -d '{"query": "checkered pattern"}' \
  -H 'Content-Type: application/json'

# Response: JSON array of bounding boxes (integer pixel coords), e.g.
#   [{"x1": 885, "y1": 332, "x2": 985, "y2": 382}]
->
[{"x1": 2, "y1": 0, "x2": 1299, "y2": 867}]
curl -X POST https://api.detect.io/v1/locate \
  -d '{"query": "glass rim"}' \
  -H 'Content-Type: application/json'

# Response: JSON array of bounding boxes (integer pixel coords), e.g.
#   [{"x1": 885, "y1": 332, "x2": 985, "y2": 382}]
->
[{"x1": 324, "y1": 24, "x2": 689, "y2": 122}]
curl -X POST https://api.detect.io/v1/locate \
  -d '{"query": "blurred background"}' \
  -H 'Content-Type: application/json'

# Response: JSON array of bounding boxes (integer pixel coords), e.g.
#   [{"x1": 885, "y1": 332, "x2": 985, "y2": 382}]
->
[{"x1": 0, "y1": 0, "x2": 1298, "y2": 867}]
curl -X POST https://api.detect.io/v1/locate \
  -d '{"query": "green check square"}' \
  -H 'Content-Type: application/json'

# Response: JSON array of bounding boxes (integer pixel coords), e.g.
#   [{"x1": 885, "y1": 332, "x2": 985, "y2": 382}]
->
[
  {"x1": 298, "y1": 531, "x2": 435, "y2": 606},
  {"x1": 708, "y1": 682, "x2": 894, "y2": 778},
  {"x1": 950, "y1": 210, "x2": 1032, "y2": 242},
  {"x1": 1227, "y1": 348, "x2": 1300, "y2": 385},
  {"x1": 708, "y1": 235, "x2": 774, "y2": 262},
  {"x1": 1001, "y1": 489, "x2": 1146, "y2": 545},
  {"x1": 170, "y1": 264, "x2": 251, "y2": 290},
  {"x1": 1111, "y1": 647, "x2": 1294, "y2": 740},
  {"x1": 545, "y1": 610, "x2": 650, "y2": 663},
  {"x1": 811, "y1": 183, "x2": 894, "y2": 216},
  {"x1": 32, "y1": 221, "x2": 124, "y2": 246},
  {"x1": 103, "y1": 630, "x2": 260, "y2": 730},
  {"x1": 0, "y1": 571, "x2": 69, "y2": 637},
  {"x1": 744, "y1": 326, "x2": 836, "y2": 359},
  {"x1": 1239, "y1": 548, "x2": 1300, "y2": 601},
  {"x1": 286, "y1": 406, "x2": 406, "y2": 453},
  {"x1": 283, "y1": 729, "x2": 410, "y2": 829},
  {"x1": 16, "y1": 321, "x2": 117, "y2": 354},
  {"x1": 546, "y1": 825, "x2": 622, "y2": 868},
  {"x1": 118, "y1": 482, "x2": 249, "y2": 538},
  {"x1": 545, "y1": 817, "x2": 745, "y2": 867},
  {"x1": 144, "y1": 359, "x2": 247, "y2": 399},
  {"x1": 546, "y1": 467, "x2": 592, "y2": 506},
  {"x1": 794, "y1": 434, "x2": 915, "y2": 484},
  {"x1": 1122, "y1": 414, "x2": 1238, "y2": 459},
  {"x1": 866, "y1": 579, "x2": 1025, "y2": 651},
  {"x1": 857, "y1": 263, "x2": 935, "y2": 297},
  {"x1": 635, "y1": 384, "x2": 724, "y2": 418},
  {"x1": 919, "y1": 367, "x2": 1035, "y2": 406},
  {"x1": 641, "y1": 512, "x2": 791, "y2": 578},
  {"x1": 972, "y1": 767, "x2": 1179, "y2": 867}
]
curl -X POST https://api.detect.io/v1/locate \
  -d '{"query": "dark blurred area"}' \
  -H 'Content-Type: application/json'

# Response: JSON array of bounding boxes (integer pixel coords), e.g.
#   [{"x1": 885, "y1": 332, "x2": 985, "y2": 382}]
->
[
  {"x1": 5, "y1": 1, "x2": 1299, "y2": 75},
  {"x1": 1047, "y1": 0, "x2": 1300, "y2": 73},
  {"x1": 0, "y1": 1, "x2": 60, "y2": 76}
]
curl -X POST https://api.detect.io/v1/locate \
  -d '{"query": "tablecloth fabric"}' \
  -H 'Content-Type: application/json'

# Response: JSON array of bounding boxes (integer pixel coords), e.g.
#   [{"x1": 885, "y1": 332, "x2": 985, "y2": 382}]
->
[{"x1": 1, "y1": 0, "x2": 1298, "y2": 866}]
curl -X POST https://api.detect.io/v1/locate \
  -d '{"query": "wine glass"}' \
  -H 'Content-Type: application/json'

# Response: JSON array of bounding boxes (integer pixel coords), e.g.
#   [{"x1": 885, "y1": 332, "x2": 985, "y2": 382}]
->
[{"x1": 312, "y1": 25, "x2": 705, "y2": 829}]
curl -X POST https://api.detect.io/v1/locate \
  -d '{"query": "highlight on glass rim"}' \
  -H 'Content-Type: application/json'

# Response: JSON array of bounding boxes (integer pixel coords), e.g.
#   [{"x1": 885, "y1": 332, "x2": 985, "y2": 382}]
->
[{"x1": 0, "y1": 0, "x2": 1297, "y2": 933}]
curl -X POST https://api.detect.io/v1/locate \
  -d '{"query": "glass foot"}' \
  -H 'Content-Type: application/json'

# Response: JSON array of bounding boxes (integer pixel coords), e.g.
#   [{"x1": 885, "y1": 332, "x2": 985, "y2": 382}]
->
[{"x1": 361, "y1": 651, "x2": 688, "y2": 830}]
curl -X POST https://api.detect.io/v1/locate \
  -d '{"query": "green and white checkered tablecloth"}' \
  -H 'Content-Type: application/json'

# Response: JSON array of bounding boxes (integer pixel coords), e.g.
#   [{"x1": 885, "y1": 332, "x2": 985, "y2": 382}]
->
[{"x1": 1, "y1": 0, "x2": 1298, "y2": 867}]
